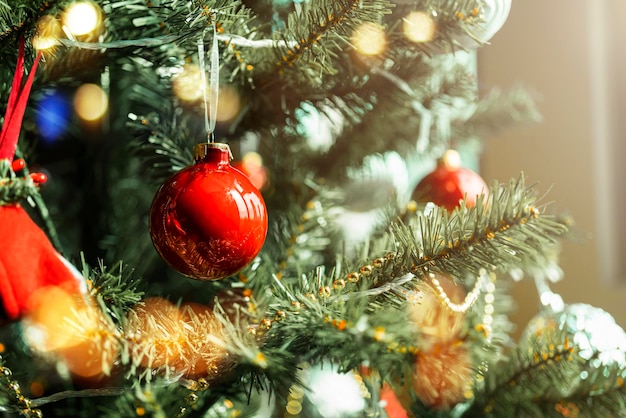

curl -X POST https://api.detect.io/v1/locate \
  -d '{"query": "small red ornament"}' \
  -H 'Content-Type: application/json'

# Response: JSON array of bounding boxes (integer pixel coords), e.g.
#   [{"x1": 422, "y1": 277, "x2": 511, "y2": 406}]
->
[
  {"x1": 11, "y1": 158, "x2": 25, "y2": 172},
  {"x1": 149, "y1": 143, "x2": 268, "y2": 281},
  {"x1": 412, "y1": 150, "x2": 488, "y2": 211},
  {"x1": 30, "y1": 172, "x2": 47, "y2": 184}
]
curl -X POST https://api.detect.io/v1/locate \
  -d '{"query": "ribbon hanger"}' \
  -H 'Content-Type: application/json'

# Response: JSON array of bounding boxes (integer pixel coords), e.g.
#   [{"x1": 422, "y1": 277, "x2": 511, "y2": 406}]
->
[
  {"x1": 0, "y1": 37, "x2": 42, "y2": 161},
  {"x1": 197, "y1": 23, "x2": 220, "y2": 143}
]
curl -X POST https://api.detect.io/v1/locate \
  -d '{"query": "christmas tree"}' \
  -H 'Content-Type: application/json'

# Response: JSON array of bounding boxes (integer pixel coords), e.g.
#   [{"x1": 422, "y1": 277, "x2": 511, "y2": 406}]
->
[{"x1": 1, "y1": 1, "x2": 625, "y2": 417}]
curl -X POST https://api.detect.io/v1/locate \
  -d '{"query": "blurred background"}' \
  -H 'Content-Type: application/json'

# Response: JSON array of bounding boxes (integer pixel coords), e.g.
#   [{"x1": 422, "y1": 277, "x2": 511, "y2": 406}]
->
[{"x1": 479, "y1": 0, "x2": 626, "y2": 332}]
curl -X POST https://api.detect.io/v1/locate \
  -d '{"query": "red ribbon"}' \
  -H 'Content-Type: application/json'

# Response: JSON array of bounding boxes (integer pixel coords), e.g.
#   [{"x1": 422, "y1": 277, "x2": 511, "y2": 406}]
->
[{"x1": 0, "y1": 37, "x2": 42, "y2": 161}]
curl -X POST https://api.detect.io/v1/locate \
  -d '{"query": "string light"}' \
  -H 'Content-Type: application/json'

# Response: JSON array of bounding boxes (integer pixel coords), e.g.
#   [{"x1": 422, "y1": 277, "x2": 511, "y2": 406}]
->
[
  {"x1": 403, "y1": 11, "x2": 437, "y2": 43},
  {"x1": 172, "y1": 65, "x2": 203, "y2": 103},
  {"x1": 351, "y1": 22, "x2": 386, "y2": 56},
  {"x1": 32, "y1": 15, "x2": 62, "y2": 50},
  {"x1": 73, "y1": 83, "x2": 108, "y2": 122},
  {"x1": 214, "y1": 85, "x2": 241, "y2": 122},
  {"x1": 62, "y1": 1, "x2": 102, "y2": 37}
]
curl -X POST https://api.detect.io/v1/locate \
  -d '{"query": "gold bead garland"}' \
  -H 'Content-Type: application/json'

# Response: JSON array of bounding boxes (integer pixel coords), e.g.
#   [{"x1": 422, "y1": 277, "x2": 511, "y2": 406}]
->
[
  {"x1": 0, "y1": 359, "x2": 41, "y2": 418},
  {"x1": 426, "y1": 270, "x2": 489, "y2": 314}
]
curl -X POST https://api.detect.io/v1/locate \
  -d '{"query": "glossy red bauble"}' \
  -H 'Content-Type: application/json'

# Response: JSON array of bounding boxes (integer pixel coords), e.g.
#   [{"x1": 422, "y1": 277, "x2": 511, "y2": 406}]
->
[
  {"x1": 412, "y1": 150, "x2": 488, "y2": 211},
  {"x1": 149, "y1": 143, "x2": 268, "y2": 281}
]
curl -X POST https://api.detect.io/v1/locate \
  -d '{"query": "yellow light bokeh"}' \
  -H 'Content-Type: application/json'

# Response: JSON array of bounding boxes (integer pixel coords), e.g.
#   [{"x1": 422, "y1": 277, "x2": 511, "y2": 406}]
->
[
  {"x1": 74, "y1": 83, "x2": 108, "y2": 122},
  {"x1": 216, "y1": 85, "x2": 241, "y2": 122},
  {"x1": 26, "y1": 286, "x2": 84, "y2": 351},
  {"x1": 172, "y1": 64, "x2": 203, "y2": 103},
  {"x1": 351, "y1": 22, "x2": 387, "y2": 56},
  {"x1": 403, "y1": 11, "x2": 437, "y2": 43},
  {"x1": 173, "y1": 66, "x2": 241, "y2": 121},
  {"x1": 32, "y1": 15, "x2": 62, "y2": 51},
  {"x1": 63, "y1": 1, "x2": 101, "y2": 36},
  {"x1": 234, "y1": 152, "x2": 269, "y2": 190},
  {"x1": 25, "y1": 285, "x2": 119, "y2": 379}
]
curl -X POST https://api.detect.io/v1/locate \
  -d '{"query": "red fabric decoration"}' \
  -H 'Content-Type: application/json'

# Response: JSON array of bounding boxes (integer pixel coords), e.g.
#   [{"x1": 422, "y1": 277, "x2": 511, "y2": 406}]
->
[
  {"x1": 0, "y1": 38, "x2": 42, "y2": 161},
  {"x1": 0, "y1": 204, "x2": 82, "y2": 320},
  {"x1": 0, "y1": 39, "x2": 80, "y2": 320}
]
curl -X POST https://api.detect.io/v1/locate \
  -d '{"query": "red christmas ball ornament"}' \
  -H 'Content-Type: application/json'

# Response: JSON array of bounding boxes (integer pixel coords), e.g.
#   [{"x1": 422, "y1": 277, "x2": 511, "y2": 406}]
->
[
  {"x1": 412, "y1": 150, "x2": 488, "y2": 211},
  {"x1": 149, "y1": 143, "x2": 268, "y2": 281}
]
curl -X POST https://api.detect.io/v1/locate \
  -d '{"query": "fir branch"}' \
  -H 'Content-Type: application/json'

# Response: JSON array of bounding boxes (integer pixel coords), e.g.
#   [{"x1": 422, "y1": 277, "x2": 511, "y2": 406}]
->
[
  {"x1": 127, "y1": 110, "x2": 195, "y2": 183},
  {"x1": 0, "y1": 0, "x2": 56, "y2": 47},
  {"x1": 83, "y1": 257, "x2": 145, "y2": 321},
  {"x1": 469, "y1": 309, "x2": 626, "y2": 418},
  {"x1": 268, "y1": 0, "x2": 393, "y2": 84},
  {"x1": 0, "y1": 159, "x2": 40, "y2": 205},
  {"x1": 402, "y1": 176, "x2": 568, "y2": 282}
]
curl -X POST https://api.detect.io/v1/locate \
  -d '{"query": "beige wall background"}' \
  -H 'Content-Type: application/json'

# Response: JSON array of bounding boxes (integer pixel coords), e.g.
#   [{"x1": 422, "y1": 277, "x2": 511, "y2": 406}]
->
[{"x1": 478, "y1": 0, "x2": 626, "y2": 333}]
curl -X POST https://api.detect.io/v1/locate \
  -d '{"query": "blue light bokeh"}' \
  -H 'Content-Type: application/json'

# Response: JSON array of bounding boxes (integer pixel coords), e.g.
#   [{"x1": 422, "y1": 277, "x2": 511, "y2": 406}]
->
[{"x1": 36, "y1": 90, "x2": 71, "y2": 143}]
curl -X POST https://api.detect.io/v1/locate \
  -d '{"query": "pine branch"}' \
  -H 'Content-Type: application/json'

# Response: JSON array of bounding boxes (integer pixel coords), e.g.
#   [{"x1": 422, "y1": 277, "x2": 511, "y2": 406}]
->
[
  {"x1": 469, "y1": 306, "x2": 626, "y2": 418},
  {"x1": 266, "y1": 0, "x2": 392, "y2": 85}
]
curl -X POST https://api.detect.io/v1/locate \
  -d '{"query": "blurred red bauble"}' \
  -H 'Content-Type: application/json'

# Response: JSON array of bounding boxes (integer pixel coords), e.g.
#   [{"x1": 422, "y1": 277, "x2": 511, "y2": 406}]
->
[
  {"x1": 412, "y1": 150, "x2": 488, "y2": 211},
  {"x1": 149, "y1": 143, "x2": 268, "y2": 281},
  {"x1": 233, "y1": 151, "x2": 269, "y2": 191}
]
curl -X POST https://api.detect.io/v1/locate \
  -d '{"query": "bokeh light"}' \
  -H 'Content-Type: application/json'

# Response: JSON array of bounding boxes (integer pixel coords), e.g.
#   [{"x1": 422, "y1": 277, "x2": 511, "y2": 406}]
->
[
  {"x1": 56, "y1": 304, "x2": 118, "y2": 378},
  {"x1": 24, "y1": 286, "x2": 119, "y2": 378},
  {"x1": 62, "y1": 1, "x2": 102, "y2": 36},
  {"x1": 26, "y1": 286, "x2": 84, "y2": 351},
  {"x1": 215, "y1": 85, "x2": 241, "y2": 122},
  {"x1": 403, "y1": 11, "x2": 437, "y2": 43},
  {"x1": 173, "y1": 65, "x2": 241, "y2": 121},
  {"x1": 36, "y1": 90, "x2": 72, "y2": 143},
  {"x1": 234, "y1": 152, "x2": 269, "y2": 190},
  {"x1": 74, "y1": 83, "x2": 108, "y2": 122},
  {"x1": 172, "y1": 64, "x2": 203, "y2": 103},
  {"x1": 32, "y1": 15, "x2": 62, "y2": 50},
  {"x1": 351, "y1": 22, "x2": 387, "y2": 56}
]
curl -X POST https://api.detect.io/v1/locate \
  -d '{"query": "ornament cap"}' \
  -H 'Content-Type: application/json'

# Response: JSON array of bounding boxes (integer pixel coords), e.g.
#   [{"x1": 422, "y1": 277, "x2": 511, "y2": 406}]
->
[
  {"x1": 438, "y1": 149, "x2": 462, "y2": 170},
  {"x1": 193, "y1": 142, "x2": 233, "y2": 163}
]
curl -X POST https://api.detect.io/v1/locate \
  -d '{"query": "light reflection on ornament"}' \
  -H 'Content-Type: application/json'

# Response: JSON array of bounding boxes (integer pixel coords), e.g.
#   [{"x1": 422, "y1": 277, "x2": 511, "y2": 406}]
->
[
  {"x1": 37, "y1": 90, "x2": 72, "y2": 143},
  {"x1": 62, "y1": 1, "x2": 102, "y2": 36},
  {"x1": 74, "y1": 83, "x2": 108, "y2": 122},
  {"x1": 32, "y1": 15, "x2": 62, "y2": 50},
  {"x1": 351, "y1": 22, "x2": 386, "y2": 56},
  {"x1": 403, "y1": 11, "x2": 437, "y2": 43}
]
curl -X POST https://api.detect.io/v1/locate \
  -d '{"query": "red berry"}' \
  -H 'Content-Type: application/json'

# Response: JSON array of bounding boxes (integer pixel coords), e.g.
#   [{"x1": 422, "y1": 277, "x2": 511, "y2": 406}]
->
[
  {"x1": 149, "y1": 143, "x2": 268, "y2": 281},
  {"x1": 412, "y1": 150, "x2": 488, "y2": 211},
  {"x1": 30, "y1": 172, "x2": 48, "y2": 184},
  {"x1": 11, "y1": 158, "x2": 25, "y2": 172}
]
